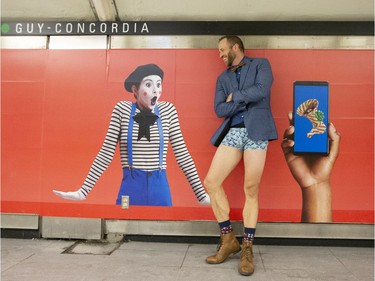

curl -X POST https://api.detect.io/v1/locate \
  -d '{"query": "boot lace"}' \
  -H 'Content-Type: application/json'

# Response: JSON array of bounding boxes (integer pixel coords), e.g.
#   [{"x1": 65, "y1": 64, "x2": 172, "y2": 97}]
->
[
  {"x1": 241, "y1": 245, "x2": 253, "y2": 261},
  {"x1": 216, "y1": 238, "x2": 223, "y2": 252}
]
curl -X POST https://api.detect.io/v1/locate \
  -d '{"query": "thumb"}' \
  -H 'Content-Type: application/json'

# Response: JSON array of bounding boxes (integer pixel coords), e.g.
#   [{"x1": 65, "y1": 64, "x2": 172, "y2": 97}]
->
[{"x1": 328, "y1": 123, "x2": 340, "y2": 161}]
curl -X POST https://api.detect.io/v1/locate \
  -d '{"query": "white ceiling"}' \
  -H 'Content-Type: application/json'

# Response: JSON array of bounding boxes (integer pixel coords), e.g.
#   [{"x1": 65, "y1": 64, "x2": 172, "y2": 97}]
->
[{"x1": 1, "y1": 0, "x2": 374, "y2": 22}]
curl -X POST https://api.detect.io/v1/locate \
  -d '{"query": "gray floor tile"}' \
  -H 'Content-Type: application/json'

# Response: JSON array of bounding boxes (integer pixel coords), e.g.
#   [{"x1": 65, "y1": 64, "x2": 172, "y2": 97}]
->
[
  {"x1": 329, "y1": 246, "x2": 374, "y2": 280},
  {"x1": 109, "y1": 248, "x2": 186, "y2": 268},
  {"x1": 84, "y1": 265, "x2": 181, "y2": 281},
  {"x1": 120, "y1": 240, "x2": 189, "y2": 252}
]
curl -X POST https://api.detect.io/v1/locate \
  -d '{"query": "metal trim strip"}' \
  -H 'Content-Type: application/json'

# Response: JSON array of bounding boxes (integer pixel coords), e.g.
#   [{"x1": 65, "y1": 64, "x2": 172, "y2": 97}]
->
[
  {"x1": 110, "y1": 35, "x2": 375, "y2": 49},
  {"x1": 2, "y1": 214, "x2": 373, "y2": 240},
  {"x1": 1, "y1": 36, "x2": 47, "y2": 49},
  {"x1": 104, "y1": 220, "x2": 374, "y2": 240},
  {"x1": 1, "y1": 213, "x2": 39, "y2": 230},
  {"x1": 1, "y1": 35, "x2": 373, "y2": 49},
  {"x1": 48, "y1": 35, "x2": 107, "y2": 49}
]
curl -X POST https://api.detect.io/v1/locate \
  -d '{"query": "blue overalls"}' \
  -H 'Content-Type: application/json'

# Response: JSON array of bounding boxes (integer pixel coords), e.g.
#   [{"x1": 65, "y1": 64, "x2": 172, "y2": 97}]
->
[{"x1": 115, "y1": 103, "x2": 172, "y2": 206}]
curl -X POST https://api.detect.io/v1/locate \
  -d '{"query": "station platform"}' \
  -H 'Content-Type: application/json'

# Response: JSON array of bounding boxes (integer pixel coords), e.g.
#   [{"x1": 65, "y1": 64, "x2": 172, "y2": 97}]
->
[{"x1": 1, "y1": 237, "x2": 374, "y2": 281}]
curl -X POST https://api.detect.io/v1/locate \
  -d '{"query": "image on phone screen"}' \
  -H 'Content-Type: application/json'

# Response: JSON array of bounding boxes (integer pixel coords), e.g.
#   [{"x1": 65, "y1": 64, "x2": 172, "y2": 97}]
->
[{"x1": 293, "y1": 81, "x2": 329, "y2": 155}]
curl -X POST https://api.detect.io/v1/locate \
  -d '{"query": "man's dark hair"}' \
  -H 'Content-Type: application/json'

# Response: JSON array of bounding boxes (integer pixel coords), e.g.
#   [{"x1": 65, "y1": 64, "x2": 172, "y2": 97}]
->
[{"x1": 219, "y1": 35, "x2": 245, "y2": 52}]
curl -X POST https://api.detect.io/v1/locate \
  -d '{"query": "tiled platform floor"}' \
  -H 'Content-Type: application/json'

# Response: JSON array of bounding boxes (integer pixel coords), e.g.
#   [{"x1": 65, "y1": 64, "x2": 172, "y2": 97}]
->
[{"x1": 1, "y1": 238, "x2": 374, "y2": 281}]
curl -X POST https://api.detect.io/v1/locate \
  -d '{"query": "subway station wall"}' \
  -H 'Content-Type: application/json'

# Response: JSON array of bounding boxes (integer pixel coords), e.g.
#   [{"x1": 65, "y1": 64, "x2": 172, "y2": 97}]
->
[{"x1": 1, "y1": 46, "x2": 374, "y2": 223}]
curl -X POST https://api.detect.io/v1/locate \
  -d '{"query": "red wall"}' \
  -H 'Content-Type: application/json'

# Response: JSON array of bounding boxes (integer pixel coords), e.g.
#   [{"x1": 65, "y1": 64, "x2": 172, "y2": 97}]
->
[{"x1": 1, "y1": 48, "x2": 374, "y2": 223}]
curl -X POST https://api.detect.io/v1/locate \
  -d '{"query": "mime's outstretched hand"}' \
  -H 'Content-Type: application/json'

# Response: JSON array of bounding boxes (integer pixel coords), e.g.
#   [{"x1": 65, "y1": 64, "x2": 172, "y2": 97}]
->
[
  {"x1": 199, "y1": 193, "x2": 211, "y2": 206},
  {"x1": 53, "y1": 190, "x2": 86, "y2": 200}
]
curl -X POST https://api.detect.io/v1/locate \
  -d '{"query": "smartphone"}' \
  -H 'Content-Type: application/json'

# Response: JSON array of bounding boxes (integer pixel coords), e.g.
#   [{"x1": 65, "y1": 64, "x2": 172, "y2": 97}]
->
[{"x1": 293, "y1": 81, "x2": 329, "y2": 155}]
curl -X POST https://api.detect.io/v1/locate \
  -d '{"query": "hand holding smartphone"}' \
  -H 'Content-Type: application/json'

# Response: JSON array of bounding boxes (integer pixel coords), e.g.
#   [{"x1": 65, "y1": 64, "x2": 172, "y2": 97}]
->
[{"x1": 293, "y1": 81, "x2": 329, "y2": 155}]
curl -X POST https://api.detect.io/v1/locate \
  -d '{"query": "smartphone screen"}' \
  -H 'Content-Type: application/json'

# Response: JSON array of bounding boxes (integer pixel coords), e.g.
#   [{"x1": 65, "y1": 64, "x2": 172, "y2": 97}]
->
[{"x1": 293, "y1": 81, "x2": 329, "y2": 155}]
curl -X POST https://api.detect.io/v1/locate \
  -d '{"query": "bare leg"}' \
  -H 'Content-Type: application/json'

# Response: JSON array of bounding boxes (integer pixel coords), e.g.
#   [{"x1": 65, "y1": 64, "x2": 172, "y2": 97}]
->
[
  {"x1": 205, "y1": 145, "x2": 243, "y2": 264},
  {"x1": 239, "y1": 150, "x2": 266, "y2": 275},
  {"x1": 204, "y1": 145, "x2": 243, "y2": 222},
  {"x1": 242, "y1": 150, "x2": 267, "y2": 228}
]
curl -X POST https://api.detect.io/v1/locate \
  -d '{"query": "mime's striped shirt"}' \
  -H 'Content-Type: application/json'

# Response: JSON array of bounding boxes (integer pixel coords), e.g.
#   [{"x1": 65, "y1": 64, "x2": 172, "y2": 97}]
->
[{"x1": 79, "y1": 101, "x2": 207, "y2": 202}]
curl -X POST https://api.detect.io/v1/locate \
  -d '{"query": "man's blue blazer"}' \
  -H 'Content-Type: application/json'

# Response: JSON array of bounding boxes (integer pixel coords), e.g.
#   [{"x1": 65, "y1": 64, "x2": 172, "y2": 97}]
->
[{"x1": 214, "y1": 56, "x2": 278, "y2": 142}]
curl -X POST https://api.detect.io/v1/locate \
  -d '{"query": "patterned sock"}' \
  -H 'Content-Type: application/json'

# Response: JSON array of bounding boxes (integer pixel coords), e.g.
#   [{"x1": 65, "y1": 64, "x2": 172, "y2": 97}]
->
[
  {"x1": 243, "y1": 227, "x2": 256, "y2": 243},
  {"x1": 218, "y1": 220, "x2": 233, "y2": 235}
]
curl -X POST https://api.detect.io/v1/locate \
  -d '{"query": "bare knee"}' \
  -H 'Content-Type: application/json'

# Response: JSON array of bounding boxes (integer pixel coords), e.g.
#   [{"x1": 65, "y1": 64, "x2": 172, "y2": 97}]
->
[
  {"x1": 204, "y1": 176, "x2": 220, "y2": 195},
  {"x1": 244, "y1": 182, "x2": 260, "y2": 198}
]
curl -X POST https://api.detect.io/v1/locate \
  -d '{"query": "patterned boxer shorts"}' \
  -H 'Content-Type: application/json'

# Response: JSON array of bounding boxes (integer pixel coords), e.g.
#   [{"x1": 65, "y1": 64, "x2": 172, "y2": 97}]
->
[{"x1": 221, "y1": 128, "x2": 268, "y2": 151}]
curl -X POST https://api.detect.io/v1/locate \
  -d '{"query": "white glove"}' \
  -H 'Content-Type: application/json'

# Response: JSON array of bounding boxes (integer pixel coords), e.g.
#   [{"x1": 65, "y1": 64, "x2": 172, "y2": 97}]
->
[
  {"x1": 53, "y1": 190, "x2": 86, "y2": 201},
  {"x1": 199, "y1": 193, "x2": 211, "y2": 205}
]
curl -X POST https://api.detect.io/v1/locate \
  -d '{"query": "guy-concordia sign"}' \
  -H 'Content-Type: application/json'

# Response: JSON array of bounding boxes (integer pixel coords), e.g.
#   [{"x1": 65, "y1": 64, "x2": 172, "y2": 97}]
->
[
  {"x1": 1, "y1": 22, "x2": 151, "y2": 35},
  {"x1": 1, "y1": 21, "x2": 373, "y2": 36}
]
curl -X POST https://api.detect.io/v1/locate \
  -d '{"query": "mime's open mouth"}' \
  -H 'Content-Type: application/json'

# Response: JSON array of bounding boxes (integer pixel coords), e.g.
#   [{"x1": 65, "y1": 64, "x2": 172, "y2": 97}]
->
[{"x1": 151, "y1": 96, "x2": 157, "y2": 105}]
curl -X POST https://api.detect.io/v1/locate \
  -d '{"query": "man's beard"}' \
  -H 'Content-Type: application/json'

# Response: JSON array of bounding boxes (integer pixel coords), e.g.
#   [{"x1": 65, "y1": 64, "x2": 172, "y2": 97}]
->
[{"x1": 227, "y1": 50, "x2": 235, "y2": 66}]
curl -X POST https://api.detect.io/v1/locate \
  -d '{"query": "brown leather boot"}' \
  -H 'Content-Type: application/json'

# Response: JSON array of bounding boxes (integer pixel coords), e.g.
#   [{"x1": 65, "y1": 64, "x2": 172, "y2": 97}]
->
[
  {"x1": 238, "y1": 241, "x2": 254, "y2": 276},
  {"x1": 206, "y1": 232, "x2": 241, "y2": 264}
]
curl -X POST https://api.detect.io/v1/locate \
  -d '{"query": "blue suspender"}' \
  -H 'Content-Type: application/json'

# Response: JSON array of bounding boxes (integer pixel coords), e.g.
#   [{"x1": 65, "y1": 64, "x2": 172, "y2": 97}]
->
[
  {"x1": 127, "y1": 103, "x2": 136, "y2": 168},
  {"x1": 154, "y1": 105, "x2": 164, "y2": 169},
  {"x1": 127, "y1": 102, "x2": 164, "y2": 169}
]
